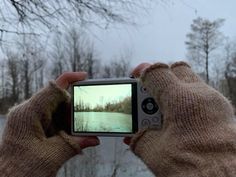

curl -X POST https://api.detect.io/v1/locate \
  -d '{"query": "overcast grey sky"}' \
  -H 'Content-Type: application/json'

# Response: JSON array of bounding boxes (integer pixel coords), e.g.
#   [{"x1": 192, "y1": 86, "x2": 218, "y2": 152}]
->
[{"x1": 92, "y1": 0, "x2": 236, "y2": 66}]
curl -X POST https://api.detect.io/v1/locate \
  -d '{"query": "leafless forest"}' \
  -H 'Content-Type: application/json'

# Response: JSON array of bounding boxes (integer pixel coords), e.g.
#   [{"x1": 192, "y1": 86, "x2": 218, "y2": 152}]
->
[
  {"x1": 0, "y1": 1, "x2": 236, "y2": 177},
  {"x1": 0, "y1": 29, "x2": 132, "y2": 113}
]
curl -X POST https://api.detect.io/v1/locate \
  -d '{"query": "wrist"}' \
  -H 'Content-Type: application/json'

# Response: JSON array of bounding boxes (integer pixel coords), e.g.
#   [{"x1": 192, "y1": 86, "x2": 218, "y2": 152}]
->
[
  {"x1": 0, "y1": 142, "x2": 58, "y2": 177},
  {"x1": 131, "y1": 129, "x2": 162, "y2": 156}
]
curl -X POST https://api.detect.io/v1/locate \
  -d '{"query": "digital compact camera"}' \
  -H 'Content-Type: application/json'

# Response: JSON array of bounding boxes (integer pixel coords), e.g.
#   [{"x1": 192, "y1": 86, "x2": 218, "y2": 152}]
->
[{"x1": 71, "y1": 78, "x2": 162, "y2": 136}]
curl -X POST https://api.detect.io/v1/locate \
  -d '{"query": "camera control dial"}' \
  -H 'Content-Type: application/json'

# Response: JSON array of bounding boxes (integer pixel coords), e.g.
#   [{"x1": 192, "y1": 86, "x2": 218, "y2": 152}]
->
[{"x1": 142, "y1": 97, "x2": 159, "y2": 114}]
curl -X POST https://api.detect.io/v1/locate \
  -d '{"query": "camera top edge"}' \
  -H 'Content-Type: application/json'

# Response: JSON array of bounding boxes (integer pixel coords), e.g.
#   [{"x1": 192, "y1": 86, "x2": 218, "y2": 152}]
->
[{"x1": 73, "y1": 77, "x2": 139, "y2": 86}]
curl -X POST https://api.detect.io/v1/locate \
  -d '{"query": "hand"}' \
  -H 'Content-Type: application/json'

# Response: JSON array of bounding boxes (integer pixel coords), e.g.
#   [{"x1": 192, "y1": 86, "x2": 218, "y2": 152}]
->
[
  {"x1": 0, "y1": 72, "x2": 99, "y2": 177},
  {"x1": 125, "y1": 61, "x2": 235, "y2": 177},
  {"x1": 55, "y1": 72, "x2": 99, "y2": 149}
]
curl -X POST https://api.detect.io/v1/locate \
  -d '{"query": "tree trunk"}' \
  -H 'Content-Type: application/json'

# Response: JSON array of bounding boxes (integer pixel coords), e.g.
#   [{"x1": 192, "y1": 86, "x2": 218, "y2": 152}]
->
[
  {"x1": 1, "y1": 63, "x2": 5, "y2": 99},
  {"x1": 206, "y1": 50, "x2": 209, "y2": 84},
  {"x1": 24, "y1": 60, "x2": 30, "y2": 99}
]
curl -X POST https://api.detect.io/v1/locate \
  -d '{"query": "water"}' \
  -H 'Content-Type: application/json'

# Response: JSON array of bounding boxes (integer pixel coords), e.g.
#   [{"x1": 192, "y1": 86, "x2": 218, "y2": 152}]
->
[{"x1": 74, "y1": 112, "x2": 132, "y2": 132}]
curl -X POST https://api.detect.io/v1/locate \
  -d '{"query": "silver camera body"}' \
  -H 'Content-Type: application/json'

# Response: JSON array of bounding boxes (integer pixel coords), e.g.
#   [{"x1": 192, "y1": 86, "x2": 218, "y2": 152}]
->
[{"x1": 71, "y1": 78, "x2": 162, "y2": 136}]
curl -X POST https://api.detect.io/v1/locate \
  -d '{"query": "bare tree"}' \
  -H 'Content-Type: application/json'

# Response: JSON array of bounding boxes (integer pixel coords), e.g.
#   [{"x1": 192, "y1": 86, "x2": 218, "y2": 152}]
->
[
  {"x1": 33, "y1": 58, "x2": 45, "y2": 91},
  {"x1": 63, "y1": 27, "x2": 100, "y2": 78},
  {"x1": 0, "y1": 59, "x2": 11, "y2": 114},
  {"x1": 112, "y1": 59, "x2": 130, "y2": 78},
  {"x1": 211, "y1": 56, "x2": 224, "y2": 89},
  {"x1": 64, "y1": 28, "x2": 84, "y2": 72},
  {"x1": 83, "y1": 43, "x2": 100, "y2": 79},
  {"x1": 100, "y1": 49, "x2": 132, "y2": 78},
  {"x1": 0, "y1": 59, "x2": 6, "y2": 99},
  {"x1": 0, "y1": 0, "x2": 153, "y2": 40},
  {"x1": 101, "y1": 58, "x2": 131, "y2": 78},
  {"x1": 50, "y1": 33, "x2": 68, "y2": 79},
  {"x1": 84, "y1": 51, "x2": 96, "y2": 79},
  {"x1": 102, "y1": 65, "x2": 112, "y2": 78},
  {"x1": 185, "y1": 17, "x2": 225, "y2": 84},
  {"x1": 5, "y1": 51, "x2": 20, "y2": 102},
  {"x1": 16, "y1": 36, "x2": 45, "y2": 99},
  {"x1": 225, "y1": 51, "x2": 236, "y2": 109}
]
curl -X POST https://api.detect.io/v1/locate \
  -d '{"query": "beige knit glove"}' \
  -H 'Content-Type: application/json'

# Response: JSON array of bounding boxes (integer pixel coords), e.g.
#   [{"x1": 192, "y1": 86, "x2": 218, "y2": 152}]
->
[
  {"x1": 0, "y1": 78, "x2": 99, "y2": 177},
  {"x1": 131, "y1": 61, "x2": 236, "y2": 177}
]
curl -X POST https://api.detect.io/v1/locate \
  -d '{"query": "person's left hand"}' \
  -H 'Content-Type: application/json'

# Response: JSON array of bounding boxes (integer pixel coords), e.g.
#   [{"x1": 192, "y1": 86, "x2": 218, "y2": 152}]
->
[
  {"x1": 55, "y1": 72, "x2": 100, "y2": 149},
  {"x1": 0, "y1": 72, "x2": 99, "y2": 177}
]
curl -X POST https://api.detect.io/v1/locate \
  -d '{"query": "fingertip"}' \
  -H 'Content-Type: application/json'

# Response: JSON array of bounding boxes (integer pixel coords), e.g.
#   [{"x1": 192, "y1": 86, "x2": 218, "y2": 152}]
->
[
  {"x1": 72, "y1": 136, "x2": 100, "y2": 149},
  {"x1": 56, "y1": 71, "x2": 88, "y2": 89},
  {"x1": 75, "y1": 71, "x2": 88, "y2": 78},
  {"x1": 131, "y1": 63, "x2": 151, "y2": 78},
  {"x1": 123, "y1": 137, "x2": 132, "y2": 145},
  {"x1": 69, "y1": 72, "x2": 88, "y2": 84}
]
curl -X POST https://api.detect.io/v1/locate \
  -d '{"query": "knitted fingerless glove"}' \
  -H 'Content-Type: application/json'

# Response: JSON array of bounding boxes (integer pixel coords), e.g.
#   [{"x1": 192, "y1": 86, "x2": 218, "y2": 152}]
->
[
  {"x1": 0, "y1": 82, "x2": 81, "y2": 177},
  {"x1": 131, "y1": 62, "x2": 236, "y2": 177}
]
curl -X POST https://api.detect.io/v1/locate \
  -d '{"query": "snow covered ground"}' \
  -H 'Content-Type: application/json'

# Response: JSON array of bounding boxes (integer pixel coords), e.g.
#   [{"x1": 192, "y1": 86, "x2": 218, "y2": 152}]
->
[
  {"x1": 0, "y1": 116, "x2": 6, "y2": 138},
  {"x1": 57, "y1": 137, "x2": 154, "y2": 177},
  {"x1": 0, "y1": 116, "x2": 154, "y2": 177}
]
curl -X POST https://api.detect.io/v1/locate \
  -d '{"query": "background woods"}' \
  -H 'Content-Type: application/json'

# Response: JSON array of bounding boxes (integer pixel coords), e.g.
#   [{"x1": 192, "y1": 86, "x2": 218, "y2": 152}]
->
[
  {"x1": 1, "y1": 17, "x2": 236, "y2": 113},
  {"x1": 0, "y1": 28, "x2": 133, "y2": 113}
]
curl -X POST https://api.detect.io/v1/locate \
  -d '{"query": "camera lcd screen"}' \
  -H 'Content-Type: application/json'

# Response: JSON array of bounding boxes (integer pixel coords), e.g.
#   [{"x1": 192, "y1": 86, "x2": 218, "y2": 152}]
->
[{"x1": 72, "y1": 83, "x2": 137, "y2": 134}]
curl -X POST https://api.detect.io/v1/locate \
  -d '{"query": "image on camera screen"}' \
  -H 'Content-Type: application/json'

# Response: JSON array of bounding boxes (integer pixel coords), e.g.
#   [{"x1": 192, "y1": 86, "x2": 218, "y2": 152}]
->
[{"x1": 73, "y1": 84, "x2": 132, "y2": 133}]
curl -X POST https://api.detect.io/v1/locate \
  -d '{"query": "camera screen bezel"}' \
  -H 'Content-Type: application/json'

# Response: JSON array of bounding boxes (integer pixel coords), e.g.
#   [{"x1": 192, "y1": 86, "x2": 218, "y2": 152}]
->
[{"x1": 71, "y1": 78, "x2": 138, "y2": 136}]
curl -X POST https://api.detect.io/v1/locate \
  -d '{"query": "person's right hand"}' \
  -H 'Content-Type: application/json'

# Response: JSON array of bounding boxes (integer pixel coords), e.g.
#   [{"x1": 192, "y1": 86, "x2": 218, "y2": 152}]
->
[{"x1": 127, "y1": 61, "x2": 236, "y2": 177}]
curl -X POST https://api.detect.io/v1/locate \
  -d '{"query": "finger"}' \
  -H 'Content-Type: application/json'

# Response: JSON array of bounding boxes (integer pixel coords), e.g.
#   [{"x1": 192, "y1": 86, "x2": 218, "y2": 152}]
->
[
  {"x1": 59, "y1": 131, "x2": 100, "y2": 153},
  {"x1": 171, "y1": 61, "x2": 203, "y2": 83},
  {"x1": 56, "y1": 72, "x2": 87, "y2": 89},
  {"x1": 71, "y1": 136, "x2": 100, "y2": 150},
  {"x1": 123, "y1": 137, "x2": 132, "y2": 145},
  {"x1": 131, "y1": 63, "x2": 151, "y2": 78},
  {"x1": 46, "y1": 134, "x2": 99, "y2": 165},
  {"x1": 140, "y1": 62, "x2": 180, "y2": 100}
]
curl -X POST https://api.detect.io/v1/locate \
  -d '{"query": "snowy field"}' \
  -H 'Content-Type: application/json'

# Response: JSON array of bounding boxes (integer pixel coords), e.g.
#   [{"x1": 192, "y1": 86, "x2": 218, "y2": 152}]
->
[
  {"x1": 0, "y1": 116, "x2": 5, "y2": 138},
  {"x1": 0, "y1": 116, "x2": 154, "y2": 177}
]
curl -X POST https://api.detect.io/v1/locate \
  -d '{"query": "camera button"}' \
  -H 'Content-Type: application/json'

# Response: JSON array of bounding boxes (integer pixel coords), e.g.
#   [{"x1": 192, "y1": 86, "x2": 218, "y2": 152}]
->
[
  {"x1": 146, "y1": 102, "x2": 154, "y2": 110},
  {"x1": 152, "y1": 117, "x2": 160, "y2": 123},
  {"x1": 140, "y1": 86, "x2": 148, "y2": 93},
  {"x1": 142, "y1": 97, "x2": 159, "y2": 114},
  {"x1": 141, "y1": 119, "x2": 151, "y2": 127}
]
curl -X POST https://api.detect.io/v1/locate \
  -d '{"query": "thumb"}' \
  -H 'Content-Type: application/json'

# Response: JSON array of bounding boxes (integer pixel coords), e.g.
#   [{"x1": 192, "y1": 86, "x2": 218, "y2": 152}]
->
[
  {"x1": 46, "y1": 131, "x2": 100, "y2": 165},
  {"x1": 58, "y1": 131, "x2": 100, "y2": 153}
]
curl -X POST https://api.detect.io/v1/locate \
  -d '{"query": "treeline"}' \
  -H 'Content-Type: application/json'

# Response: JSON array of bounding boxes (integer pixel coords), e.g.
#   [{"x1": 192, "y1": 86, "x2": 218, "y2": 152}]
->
[
  {"x1": 0, "y1": 28, "x2": 131, "y2": 114},
  {"x1": 1, "y1": 18, "x2": 236, "y2": 115},
  {"x1": 75, "y1": 96, "x2": 132, "y2": 114}
]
